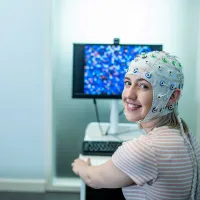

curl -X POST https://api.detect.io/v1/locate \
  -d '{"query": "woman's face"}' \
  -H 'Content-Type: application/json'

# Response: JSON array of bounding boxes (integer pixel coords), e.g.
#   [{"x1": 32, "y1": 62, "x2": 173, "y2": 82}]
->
[{"x1": 122, "y1": 74, "x2": 153, "y2": 122}]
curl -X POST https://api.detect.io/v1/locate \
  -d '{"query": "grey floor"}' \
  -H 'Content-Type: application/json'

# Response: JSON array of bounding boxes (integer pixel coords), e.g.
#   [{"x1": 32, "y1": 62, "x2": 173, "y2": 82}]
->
[{"x1": 0, "y1": 192, "x2": 80, "y2": 200}]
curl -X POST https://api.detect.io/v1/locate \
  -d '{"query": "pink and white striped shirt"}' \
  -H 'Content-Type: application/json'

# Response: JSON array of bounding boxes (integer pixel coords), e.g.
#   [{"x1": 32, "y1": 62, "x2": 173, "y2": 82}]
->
[{"x1": 112, "y1": 126, "x2": 200, "y2": 200}]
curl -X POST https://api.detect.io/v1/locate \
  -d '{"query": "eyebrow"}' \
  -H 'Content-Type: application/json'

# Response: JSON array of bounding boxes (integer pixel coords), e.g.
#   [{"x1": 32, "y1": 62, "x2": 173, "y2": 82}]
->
[
  {"x1": 137, "y1": 78, "x2": 149, "y2": 83},
  {"x1": 124, "y1": 76, "x2": 131, "y2": 80},
  {"x1": 124, "y1": 77, "x2": 151, "y2": 87},
  {"x1": 124, "y1": 76, "x2": 148, "y2": 82}
]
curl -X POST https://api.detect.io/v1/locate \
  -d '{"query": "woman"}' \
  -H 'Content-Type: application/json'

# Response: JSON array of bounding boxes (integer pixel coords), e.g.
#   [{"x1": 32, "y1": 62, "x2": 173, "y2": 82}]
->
[{"x1": 72, "y1": 51, "x2": 200, "y2": 200}]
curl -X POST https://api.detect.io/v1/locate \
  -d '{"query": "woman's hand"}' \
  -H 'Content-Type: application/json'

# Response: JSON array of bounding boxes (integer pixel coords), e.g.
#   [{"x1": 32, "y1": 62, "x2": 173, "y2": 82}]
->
[{"x1": 72, "y1": 158, "x2": 91, "y2": 176}]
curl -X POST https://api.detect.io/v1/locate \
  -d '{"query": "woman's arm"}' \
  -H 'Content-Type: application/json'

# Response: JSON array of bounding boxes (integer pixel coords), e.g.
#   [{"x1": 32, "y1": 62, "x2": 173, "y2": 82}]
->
[{"x1": 72, "y1": 158, "x2": 135, "y2": 189}]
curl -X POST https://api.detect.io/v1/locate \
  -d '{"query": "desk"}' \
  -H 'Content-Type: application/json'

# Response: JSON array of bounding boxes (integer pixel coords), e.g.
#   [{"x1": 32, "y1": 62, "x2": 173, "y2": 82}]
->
[{"x1": 80, "y1": 122, "x2": 143, "y2": 200}]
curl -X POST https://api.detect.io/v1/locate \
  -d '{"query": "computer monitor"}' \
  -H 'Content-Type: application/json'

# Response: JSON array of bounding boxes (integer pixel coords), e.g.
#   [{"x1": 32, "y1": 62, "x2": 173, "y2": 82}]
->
[
  {"x1": 72, "y1": 43, "x2": 163, "y2": 134},
  {"x1": 72, "y1": 43, "x2": 163, "y2": 99}
]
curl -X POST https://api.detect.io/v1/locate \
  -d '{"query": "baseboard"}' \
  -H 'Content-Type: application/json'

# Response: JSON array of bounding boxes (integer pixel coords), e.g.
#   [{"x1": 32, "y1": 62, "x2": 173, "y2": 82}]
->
[
  {"x1": 0, "y1": 178, "x2": 45, "y2": 192},
  {"x1": 46, "y1": 177, "x2": 81, "y2": 192}
]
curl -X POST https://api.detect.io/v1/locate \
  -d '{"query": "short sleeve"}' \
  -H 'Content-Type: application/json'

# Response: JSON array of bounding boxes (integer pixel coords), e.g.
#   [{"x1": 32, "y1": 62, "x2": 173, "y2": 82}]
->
[{"x1": 112, "y1": 135, "x2": 158, "y2": 186}]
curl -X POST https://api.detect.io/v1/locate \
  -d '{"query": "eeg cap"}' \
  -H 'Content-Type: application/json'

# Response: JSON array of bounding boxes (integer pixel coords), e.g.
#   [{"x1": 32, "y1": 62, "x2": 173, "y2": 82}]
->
[{"x1": 126, "y1": 51, "x2": 184, "y2": 122}]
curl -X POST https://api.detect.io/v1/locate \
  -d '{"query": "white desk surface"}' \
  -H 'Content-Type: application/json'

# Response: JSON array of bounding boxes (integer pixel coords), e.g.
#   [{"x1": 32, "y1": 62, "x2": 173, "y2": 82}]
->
[{"x1": 84, "y1": 122, "x2": 143, "y2": 142}]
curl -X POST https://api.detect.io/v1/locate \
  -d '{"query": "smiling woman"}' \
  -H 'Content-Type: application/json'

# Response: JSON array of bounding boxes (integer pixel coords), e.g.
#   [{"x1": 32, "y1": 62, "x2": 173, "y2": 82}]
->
[{"x1": 72, "y1": 51, "x2": 200, "y2": 200}]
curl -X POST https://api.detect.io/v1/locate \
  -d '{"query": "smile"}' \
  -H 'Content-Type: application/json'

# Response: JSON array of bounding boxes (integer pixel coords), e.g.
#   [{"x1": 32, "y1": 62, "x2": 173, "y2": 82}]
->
[
  {"x1": 126, "y1": 103, "x2": 141, "y2": 111},
  {"x1": 125, "y1": 98, "x2": 142, "y2": 111}
]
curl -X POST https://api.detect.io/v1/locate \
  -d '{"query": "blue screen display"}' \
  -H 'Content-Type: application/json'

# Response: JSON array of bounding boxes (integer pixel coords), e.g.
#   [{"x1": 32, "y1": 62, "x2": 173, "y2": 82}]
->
[{"x1": 83, "y1": 45, "x2": 153, "y2": 95}]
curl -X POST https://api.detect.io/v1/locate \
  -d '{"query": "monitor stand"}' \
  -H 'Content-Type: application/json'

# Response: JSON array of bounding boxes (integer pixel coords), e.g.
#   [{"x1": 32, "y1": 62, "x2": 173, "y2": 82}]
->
[{"x1": 108, "y1": 100, "x2": 119, "y2": 134}]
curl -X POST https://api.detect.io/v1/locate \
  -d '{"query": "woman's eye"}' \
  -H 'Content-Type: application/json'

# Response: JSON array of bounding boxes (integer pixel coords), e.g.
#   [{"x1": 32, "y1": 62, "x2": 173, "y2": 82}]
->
[
  {"x1": 124, "y1": 81, "x2": 131, "y2": 86},
  {"x1": 139, "y1": 84, "x2": 149, "y2": 89}
]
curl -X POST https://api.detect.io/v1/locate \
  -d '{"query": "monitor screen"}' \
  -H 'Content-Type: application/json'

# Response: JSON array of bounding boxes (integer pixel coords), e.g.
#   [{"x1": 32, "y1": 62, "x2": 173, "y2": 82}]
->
[{"x1": 72, "y1": 43, "x2": 162, "y2": 99}]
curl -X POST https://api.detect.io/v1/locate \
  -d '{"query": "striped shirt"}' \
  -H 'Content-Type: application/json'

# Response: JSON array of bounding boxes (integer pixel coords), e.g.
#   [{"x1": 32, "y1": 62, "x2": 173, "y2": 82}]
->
[{"x1": 112, "y1": 126, "x2": 200, "y2": 200}]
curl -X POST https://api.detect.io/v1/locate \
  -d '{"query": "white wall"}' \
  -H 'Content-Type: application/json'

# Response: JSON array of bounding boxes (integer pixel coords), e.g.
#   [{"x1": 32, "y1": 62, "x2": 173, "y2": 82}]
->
[
  {"x1": 0, "y1": 0, "x2": 50, "y2": 180},
  {"x1": 195, "y1": 0, "x2": 200, "y2": 143}
]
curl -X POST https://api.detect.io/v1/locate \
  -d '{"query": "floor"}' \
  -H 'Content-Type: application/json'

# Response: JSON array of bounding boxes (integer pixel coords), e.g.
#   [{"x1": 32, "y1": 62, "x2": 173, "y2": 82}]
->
[{"x1": 0, "y1": 192, "x2": 80, "y2": 200}]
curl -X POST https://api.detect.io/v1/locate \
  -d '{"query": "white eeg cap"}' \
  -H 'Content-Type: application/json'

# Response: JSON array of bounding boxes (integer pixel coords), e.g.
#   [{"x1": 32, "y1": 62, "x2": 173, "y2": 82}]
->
[{"x1": 126, "y1": 51, "x2": 184, "y2": 122}]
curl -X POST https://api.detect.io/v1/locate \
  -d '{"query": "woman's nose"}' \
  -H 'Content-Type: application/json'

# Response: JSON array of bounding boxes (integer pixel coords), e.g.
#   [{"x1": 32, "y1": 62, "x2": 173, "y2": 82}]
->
[{"x1": 124, "y1": 86, "x2": 137, "y2": 100}]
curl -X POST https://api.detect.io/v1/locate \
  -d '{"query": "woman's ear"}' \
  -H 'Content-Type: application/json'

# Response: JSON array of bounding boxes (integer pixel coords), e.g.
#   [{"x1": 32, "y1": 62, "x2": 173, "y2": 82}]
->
[{"x1": 167, "y1": 89, "x2": 181, "y2": 106}]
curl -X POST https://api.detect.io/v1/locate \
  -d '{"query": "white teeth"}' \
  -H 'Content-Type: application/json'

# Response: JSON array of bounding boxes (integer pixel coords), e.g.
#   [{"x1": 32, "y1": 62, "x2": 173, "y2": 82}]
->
[
  {"x1": 128, "y1": 103, "x2": 140, "y2": 108},
  {"x1": 126, "y1": 99, "x2": 141, "y2": 109}
]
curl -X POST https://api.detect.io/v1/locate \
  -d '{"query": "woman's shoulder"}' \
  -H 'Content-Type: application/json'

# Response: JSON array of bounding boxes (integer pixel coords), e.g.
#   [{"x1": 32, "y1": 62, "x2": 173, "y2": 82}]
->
[
  {"x1": 147, "y1": 126, "x2": 184, "y2": 143},
  {"x1": 150, "y1": 126, "x2": 181, "y2": 136}
]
